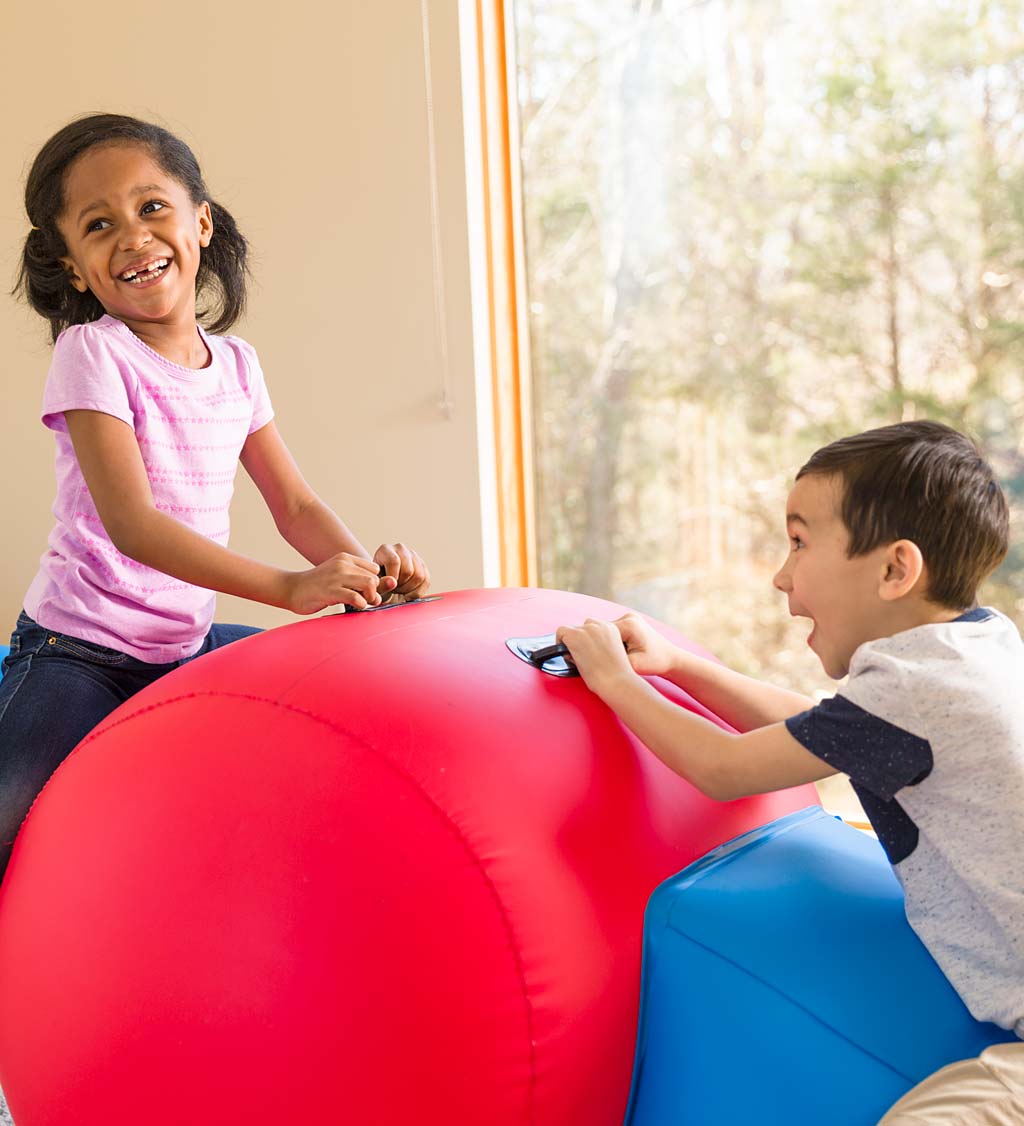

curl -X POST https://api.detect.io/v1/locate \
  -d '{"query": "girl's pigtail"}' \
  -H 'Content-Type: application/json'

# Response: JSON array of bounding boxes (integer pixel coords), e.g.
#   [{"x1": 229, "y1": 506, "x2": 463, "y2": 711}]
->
[
  {"x1": 15, "y1": 228, "x2": 104, "y2": 344},
  {"x1": 197, "y1": 200, "x2": 249, "y2": 336}
]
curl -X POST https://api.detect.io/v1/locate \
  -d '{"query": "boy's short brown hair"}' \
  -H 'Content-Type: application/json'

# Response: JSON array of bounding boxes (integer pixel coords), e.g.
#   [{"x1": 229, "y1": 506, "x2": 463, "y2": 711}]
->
[{"x1": 797, "y1": 421, "x2": 1009, "y2": 610}]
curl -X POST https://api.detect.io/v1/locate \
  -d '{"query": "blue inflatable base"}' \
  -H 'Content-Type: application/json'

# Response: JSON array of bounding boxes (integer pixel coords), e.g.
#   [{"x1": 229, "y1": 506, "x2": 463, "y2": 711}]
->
[{"x1": 625, "y1": 806, "x2": 1015, "y2": 1125}]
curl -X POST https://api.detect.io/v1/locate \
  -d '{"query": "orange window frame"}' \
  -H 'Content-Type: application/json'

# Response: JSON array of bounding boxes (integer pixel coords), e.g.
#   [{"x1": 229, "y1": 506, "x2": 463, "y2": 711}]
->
[{"x1": 474, "y1": 0, "x2": 537, "y2": 588}]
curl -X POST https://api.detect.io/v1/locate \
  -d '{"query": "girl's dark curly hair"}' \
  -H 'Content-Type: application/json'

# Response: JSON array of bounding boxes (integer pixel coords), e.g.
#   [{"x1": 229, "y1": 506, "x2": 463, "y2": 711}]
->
[{"x1": 14, "y1": 113, "x2": 248, "y2": 343}]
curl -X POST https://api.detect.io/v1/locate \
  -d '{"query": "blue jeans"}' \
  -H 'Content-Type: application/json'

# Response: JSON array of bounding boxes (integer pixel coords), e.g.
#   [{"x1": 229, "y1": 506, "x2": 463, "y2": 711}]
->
[{"x1": 0, "y1": 611, "x2": 262, "y2": 877}]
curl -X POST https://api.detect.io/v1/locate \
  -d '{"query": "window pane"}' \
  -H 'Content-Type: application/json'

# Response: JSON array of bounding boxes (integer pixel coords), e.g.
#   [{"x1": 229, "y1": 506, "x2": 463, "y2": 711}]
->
[{"x1": 513, "y1": 0, "x2": 1024, "y2": 700}]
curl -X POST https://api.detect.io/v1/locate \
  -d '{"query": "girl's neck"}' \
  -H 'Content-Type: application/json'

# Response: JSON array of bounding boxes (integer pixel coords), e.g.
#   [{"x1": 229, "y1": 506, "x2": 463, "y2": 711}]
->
[{"x1": 116, "y1": 315, "x2": 210, "y2": 370}]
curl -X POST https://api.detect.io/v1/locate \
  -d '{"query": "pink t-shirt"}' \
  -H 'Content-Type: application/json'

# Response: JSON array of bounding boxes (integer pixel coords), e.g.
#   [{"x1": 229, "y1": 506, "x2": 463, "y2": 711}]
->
[{"x1": 24, "y1": 314, "x2": 274, "y2": 662}]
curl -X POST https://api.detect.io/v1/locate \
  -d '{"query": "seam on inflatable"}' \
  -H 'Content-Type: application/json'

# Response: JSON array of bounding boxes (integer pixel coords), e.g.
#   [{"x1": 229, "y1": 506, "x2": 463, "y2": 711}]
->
[
  {"x1": 38, "y1": 688, "x2": 541, "y2": 1122},
  {"x1": 657, "y1": 928, "x2": 914, "y2": 1084}
]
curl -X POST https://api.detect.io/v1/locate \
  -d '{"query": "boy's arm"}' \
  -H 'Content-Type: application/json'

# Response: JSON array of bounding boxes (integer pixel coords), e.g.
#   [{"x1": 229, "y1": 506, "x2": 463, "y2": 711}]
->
[
  {"x1": 612, "y1": 612, "x2": 815, "y2": 729},
  {"x1": 659, "y1": 649, "x2": 815, "y2": 730},
  {"x1": 557, "y1": 618, "x2": 837, "y2": 800},
  {"x1": 240, "y1": 421, "x2": 430, "y2": 598}
]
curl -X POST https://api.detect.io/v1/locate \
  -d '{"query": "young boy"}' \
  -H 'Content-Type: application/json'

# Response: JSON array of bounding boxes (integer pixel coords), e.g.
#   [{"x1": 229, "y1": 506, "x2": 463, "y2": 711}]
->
[{"x1": 557, "y1": 421, "x2": 1024, "y2": 1124}]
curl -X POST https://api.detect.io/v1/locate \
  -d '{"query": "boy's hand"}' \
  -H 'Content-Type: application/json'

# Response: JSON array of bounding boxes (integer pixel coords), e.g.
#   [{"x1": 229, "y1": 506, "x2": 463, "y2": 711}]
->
[
  {"x1": 373, "y1": 543, "x2": 431, "y2": 601},
  {"x1": 556, "y1": 618, "x2": 637, "y2": 697},
  {"x1": 286, "y1": 553, "x2": 382, "y2": 614},
  {"x1": 613, "y1": 613, "x2": 678, "y2": 677}
]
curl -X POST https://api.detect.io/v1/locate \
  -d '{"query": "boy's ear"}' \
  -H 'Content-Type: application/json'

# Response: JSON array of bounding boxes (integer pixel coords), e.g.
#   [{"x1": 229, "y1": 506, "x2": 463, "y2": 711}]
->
[
  {"x1": 59, "y1": 257, "x2": 89, "y2": 294},
  {"x1": 878, "y1": 539, "x2": 925, "y2": 601}
]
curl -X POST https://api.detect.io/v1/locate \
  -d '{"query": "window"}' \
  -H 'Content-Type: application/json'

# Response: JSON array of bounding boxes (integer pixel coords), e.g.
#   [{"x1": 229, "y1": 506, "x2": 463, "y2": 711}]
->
[{"x1": 513, "y1": 0, "x2": 1024, "y2": 702}]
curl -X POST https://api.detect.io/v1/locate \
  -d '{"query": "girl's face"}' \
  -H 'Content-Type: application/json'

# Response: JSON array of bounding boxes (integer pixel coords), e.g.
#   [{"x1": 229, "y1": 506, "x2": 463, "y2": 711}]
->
[{"x1": 57, "y1": 143, "x2": 212, "y2": 329}]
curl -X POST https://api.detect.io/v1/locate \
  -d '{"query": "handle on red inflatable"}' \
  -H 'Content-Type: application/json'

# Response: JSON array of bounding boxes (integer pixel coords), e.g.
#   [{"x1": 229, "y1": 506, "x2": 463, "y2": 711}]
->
[
  {"x1": 505, "y1": 635, "x2": 581, "y2": 678},
  {"x1": 343, "y1": 565, "x2": 442, "y2": 614},
  {"x1": 529, "y1": 641, "x2": 575, "y2": 667},
  {"x1": 507, "y1": 633, "x2": 632, "y2": 678},
  {"x1": 343, "y1": 596, "x2": 442, "y2": 615}
]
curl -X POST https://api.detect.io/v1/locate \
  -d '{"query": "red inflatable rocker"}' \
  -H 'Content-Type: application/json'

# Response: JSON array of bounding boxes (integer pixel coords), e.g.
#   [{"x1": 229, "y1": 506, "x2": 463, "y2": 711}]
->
[{"x1": 0, "y1": 588, "x2": 814, "y2": 1125}]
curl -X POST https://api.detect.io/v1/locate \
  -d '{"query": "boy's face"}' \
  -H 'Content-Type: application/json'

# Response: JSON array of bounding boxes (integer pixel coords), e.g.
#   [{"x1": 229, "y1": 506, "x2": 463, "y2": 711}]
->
[{"x1": 773, "y1": 473, "x2": 892, "y2": 679}]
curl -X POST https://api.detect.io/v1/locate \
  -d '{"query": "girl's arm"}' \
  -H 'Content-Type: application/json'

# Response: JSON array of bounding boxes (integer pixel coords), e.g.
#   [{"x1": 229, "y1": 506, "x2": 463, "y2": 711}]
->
[
  {"x1": 238, "y1": 421, "x2": 371, "y2": 563},
  {"x1": 239, "y1": 422, "x2": 430, "y2": 599},
  {"x1": 65, "y1": 410, "x2": 383, "y2": 614},
  {"x1": 557, "y1": 618, "x2": 837, "y2": 800}
]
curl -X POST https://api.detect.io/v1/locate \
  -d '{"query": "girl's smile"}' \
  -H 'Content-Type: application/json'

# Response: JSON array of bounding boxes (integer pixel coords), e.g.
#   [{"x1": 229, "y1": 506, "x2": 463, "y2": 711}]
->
[{"x1": 118, "y1": 256, "x2": 172, "y2": 287}]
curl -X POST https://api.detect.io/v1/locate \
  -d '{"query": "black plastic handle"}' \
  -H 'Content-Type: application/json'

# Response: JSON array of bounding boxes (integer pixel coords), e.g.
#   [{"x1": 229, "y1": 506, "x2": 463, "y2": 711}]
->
[
  {"x1": 343, "y1": 564, "x2": 439, "y2": 614},
  {"x1": 506, "y1": 632, "x2": 628, "y2": 678},
  {"x1": 528, "y1": 641, "x2": 573, "y2": 667},
  {"x1": 505, "y1": 635, "x2": 580, "y2": 678}
]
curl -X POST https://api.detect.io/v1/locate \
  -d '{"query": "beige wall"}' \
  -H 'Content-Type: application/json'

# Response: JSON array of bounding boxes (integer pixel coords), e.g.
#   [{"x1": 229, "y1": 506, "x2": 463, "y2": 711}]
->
[{"x1": 0, "y1": 0, "x2": 488, "y2": 632}]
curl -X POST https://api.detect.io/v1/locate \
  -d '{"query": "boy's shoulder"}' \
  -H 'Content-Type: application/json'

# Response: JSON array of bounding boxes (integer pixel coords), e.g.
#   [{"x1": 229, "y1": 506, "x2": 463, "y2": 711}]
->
[
  {"x1": 854, "y1": 608, "x2": 1020, "y2": 671},
  {"x1": 845, "y1": 609, "x2": 1023, "y2": 733}
]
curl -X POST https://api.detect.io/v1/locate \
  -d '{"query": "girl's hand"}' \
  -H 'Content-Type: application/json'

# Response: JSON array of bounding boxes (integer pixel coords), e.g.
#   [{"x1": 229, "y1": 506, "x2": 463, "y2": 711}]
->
[
  {"x1": 555, "y1": 618, "x2": 637, "y2": 697},
  {"x1": 286, "y1": 553, "x2": 382, "y2": 615},
  {"x1": 373, "y1": 543, "x2": 431, "y2": 601},
  {"x1": 613, "y1": 613, "x2": 678, "y2": 677}
]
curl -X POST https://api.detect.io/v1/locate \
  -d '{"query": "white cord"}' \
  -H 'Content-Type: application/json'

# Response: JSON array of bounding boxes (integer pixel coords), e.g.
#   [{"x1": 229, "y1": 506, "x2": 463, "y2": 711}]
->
[{"x1": 420, "y1": 0, "x2": 455, "y2": 421}]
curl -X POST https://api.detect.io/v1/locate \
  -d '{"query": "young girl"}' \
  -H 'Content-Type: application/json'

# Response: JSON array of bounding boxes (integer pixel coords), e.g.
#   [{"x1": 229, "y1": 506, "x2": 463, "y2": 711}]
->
[{"x1": 0, "y1": 112, "x2": 430, "y2": 876}]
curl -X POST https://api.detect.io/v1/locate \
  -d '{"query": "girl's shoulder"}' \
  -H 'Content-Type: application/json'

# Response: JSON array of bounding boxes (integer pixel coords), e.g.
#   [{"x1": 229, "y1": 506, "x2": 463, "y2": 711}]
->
[
  {"x1": 209, "y1": 329, "x2": 259, "y2": 363},
  {"x1": 204, "y1": 330, "x2": 265, "y2": 386},
  {"x1": 54, "y1": 314, "x2": 122, "y2": 356},
  {"x1": 49, "y1": 316, "x2": 134, "y2": 390},
  {"x1": 42, "y1": 317, "x2": 140, "y2": 429},
  {"x1": 51, "y1": 316, "x2": 154, "y2": 384}
]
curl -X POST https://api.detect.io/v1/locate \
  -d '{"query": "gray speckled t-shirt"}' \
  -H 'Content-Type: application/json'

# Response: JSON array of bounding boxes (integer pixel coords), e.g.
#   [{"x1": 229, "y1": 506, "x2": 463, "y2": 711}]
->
[{"x1": 786, "y1": 608, "x2": 1024, "y2": 1038}]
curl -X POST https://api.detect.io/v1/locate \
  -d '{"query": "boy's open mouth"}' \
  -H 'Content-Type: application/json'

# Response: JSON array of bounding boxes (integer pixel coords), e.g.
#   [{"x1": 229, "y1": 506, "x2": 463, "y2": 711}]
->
[{"x1": 119, "y1": 258, "x2": 170, "y2": 285}]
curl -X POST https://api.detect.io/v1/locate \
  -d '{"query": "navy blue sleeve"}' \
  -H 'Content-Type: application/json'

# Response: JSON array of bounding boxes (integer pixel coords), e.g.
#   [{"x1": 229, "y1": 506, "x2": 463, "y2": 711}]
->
[{"x1": 785, "y1": 696, "x2": 933, "y2": 802}]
